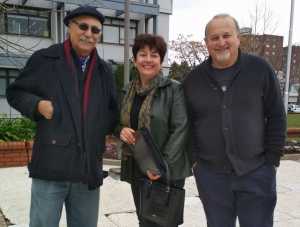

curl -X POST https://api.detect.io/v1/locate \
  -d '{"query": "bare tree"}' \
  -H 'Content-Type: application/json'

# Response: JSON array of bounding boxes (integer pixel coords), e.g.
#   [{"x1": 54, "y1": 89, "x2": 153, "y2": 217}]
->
[
  {"x1": 168, "y1": 61, "x2": 191, "y2": 82},
  {"x1": 240, "y1": 0, "x2": 283, "y2": 74},
  {"x1": 249, "y1": 0, "x2": 278, "y2": 35},
  {"x1": 169, "y1": 34, "x2": 208, "y2": 68},
  {"x1": 168, "y1": 34, "x2": 208, "y2": 81},
  {"x1": 242, "y1": 0, "x2": 280, "y2": 54}
]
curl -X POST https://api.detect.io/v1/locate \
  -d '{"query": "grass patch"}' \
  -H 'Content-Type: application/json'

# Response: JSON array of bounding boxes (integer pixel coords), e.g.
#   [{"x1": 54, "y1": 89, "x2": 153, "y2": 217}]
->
[
  {"x1": 287, "y1": 114, "x2": 300, "y2": 141},
  {"x1": 288, "y1": 114, "x2": 300, "y2": 128}
]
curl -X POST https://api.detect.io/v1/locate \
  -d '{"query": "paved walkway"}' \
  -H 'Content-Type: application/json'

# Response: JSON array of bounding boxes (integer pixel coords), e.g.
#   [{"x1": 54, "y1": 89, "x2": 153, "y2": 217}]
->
[
  {"x1": 0, "y1": 209, "x2": 7, "y2": 227},
  {"x1": 0, "y1": 160, "x2": 300, "y2": 227}
]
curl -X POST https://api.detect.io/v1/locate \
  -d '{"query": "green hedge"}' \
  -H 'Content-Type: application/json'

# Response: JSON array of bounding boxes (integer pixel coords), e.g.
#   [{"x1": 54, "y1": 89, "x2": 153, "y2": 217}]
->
[
  {"x1": 113, "y1": 63, "x2": 138, "y2": 92},
  {"x1": 0, "y1": 118, "x2": 36, "y2": 142}
]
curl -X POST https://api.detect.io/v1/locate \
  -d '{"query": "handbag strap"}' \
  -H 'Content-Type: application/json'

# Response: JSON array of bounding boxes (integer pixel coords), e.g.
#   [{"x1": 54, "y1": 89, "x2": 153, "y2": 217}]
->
[
  {"x1": 161, "y1": 158, "x2": 171, "y2": 189},
  {"x1": 140, "y1": 128, "x2": 171, "y2": 186}
]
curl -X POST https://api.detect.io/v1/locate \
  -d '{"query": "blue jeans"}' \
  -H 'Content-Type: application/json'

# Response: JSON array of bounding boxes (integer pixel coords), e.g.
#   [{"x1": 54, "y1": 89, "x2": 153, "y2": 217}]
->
[
  {"x1": 29, "y1": 178, "x2": 100, "y2": 227},
  {"x1": 193, "y1": 163, "x2": 277, "y2": 227}
]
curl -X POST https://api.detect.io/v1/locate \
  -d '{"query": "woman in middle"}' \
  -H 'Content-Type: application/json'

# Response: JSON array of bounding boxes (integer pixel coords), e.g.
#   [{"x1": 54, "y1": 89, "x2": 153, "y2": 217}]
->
[{"x1": 119, "y1": 33, "x2": 191, "y2": 227}]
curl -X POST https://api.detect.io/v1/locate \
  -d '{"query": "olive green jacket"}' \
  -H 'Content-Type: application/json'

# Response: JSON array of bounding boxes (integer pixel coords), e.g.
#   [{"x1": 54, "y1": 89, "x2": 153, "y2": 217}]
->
[{"x1": 120, "y1": 76, "x2": 192, "y2": 183}]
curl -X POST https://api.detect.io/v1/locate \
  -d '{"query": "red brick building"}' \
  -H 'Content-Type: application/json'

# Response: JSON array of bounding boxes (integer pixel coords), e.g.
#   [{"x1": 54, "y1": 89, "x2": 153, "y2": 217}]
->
[
  {"x1": 240, "y1": 33, "x2": 284, "y2": 72},
  {"x1": 283, "y1": 45, "x2": 300, "y2": 84}
]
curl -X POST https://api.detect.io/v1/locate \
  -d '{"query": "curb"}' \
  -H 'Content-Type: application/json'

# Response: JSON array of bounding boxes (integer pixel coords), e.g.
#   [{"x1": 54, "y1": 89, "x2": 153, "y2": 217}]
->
[
  {"x1": 103, "y1": 158, "x2": 121, "y2": 166},
  {"x1": 282, "y1": 153, "x2": 300, "y2": 161},
  {"x1": 103, "y1": 155, "x2": 300, "y2": 166}
]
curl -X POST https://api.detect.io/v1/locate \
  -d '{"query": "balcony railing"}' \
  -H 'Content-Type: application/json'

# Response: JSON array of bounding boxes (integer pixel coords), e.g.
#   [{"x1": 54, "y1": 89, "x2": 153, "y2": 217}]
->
[{"x1": 45, "y1": 0, "x2": 159, "y2": 15}]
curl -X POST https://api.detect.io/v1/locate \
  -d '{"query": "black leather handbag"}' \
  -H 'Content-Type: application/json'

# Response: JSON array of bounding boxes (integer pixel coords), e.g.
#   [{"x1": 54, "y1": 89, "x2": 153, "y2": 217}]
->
[
  {"x1": 133, "y1": 128, "x2": 185, "y2": 226},
  {"x1": 138, "y1": 178, "x2": 185, "y2": 227}
]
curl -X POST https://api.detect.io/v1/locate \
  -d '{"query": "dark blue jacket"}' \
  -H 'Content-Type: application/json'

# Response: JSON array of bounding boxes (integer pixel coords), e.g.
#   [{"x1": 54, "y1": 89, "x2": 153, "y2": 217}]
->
[
  {"x1": 183, "y1": 53, "x2": 286, "y2": 175},
  {"x1": 6, "y1": 43, "x2": 118, "y2": 189}
]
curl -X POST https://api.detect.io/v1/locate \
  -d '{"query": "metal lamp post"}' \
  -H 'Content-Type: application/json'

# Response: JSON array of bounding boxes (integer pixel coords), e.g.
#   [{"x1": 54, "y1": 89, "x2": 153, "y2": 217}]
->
[
  {"x1": 124, "y1": 0, "x2": 130, "y2": 87},
  {"x1": 284, "y1": 0, "x2": 295, "y2": 113}
]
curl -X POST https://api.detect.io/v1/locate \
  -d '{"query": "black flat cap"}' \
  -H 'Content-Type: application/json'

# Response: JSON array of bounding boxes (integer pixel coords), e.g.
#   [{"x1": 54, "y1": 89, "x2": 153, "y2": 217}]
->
[{"x1": 64, "y1": 5, "x2": 105, "y2": 26}]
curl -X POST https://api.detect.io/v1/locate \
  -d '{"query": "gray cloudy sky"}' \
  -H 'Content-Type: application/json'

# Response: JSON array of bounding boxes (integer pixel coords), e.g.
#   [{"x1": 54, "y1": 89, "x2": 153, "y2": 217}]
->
[{"x1": 169, "y1": 0, "x2": 300, "y2": 46}]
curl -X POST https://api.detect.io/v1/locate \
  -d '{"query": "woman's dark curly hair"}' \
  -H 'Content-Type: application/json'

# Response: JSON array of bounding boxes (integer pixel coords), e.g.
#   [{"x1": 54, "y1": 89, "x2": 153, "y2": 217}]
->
[{"x1": 132, "y1": 33, "x2": 167, "y2": 63}]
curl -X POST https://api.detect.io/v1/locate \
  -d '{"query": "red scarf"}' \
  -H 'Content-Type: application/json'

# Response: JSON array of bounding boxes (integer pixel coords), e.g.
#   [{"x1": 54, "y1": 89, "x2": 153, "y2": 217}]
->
[{"x1": 63, "y1": 39, "x2": 97, "y2": 117}]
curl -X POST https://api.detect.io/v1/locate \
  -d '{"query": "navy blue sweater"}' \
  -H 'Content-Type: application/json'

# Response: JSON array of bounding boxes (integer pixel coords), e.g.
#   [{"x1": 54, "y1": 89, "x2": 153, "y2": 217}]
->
[{"x1": 183, "y1": 53, "x2": 286, "y2": 175}]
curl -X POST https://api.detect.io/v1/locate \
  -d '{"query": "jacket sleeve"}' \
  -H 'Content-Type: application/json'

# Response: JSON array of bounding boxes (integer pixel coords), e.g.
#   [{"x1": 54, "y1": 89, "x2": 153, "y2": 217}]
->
[
  {"x1": 6, "y1": 51, "x2": 45, "y2": 121},
  {"x1": 263, "y1": 66, "x2": 287, "y2": 166},
  {"x1": 162, "y1": 83, "x2": 190, "y2": 166}
]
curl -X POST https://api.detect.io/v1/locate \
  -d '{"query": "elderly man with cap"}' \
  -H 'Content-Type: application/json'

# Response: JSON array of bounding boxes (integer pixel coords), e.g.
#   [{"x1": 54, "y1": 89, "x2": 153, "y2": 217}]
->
[{"x1": 6, "y1": 5, "x2": 118, "y2": 227}]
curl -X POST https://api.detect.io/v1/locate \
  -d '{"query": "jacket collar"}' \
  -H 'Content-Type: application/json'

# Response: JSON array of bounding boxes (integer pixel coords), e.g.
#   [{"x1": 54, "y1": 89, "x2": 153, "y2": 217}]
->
[
  {"x1": 156, "y1": 73, "x2": 172, "y2": 88},
  {"x1": 201, "y1": 49, "x2": 243, "y2": 90},
  {"x1": 122, "y1": 72, "x2": 172, "y2": 93},
  {"x1": 39, "y1": 42, "x2": 107, "y2": 72}
]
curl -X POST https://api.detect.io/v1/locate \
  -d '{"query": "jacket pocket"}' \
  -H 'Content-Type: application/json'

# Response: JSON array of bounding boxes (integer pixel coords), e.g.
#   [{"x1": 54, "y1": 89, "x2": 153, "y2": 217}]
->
[
  {"x1": 38, "y1": 133, "x2": 73, "y2": 146},
  {"x1": 31, "y1": 133, "x2": 79, "y2": 178}
]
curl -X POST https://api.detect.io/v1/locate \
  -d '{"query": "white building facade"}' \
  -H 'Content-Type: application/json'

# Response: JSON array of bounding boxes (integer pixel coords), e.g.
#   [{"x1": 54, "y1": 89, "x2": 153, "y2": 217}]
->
[{"x1": 0, "y1": 0, "x2": 173, "y2": 117}]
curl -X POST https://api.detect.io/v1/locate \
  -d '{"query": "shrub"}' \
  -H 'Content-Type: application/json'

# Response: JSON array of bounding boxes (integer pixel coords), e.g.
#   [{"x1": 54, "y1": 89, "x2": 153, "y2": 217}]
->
[
  {"x1": 0, "y1": 118, "x2": 36, "y2": 142},
  {"x1": 113, "y1": 63, "x2": 138, "y2": 92}
]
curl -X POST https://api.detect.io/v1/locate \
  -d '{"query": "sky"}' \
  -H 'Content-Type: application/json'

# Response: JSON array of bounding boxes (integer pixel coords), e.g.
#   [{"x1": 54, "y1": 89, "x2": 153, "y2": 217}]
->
[{"x1": 169, "y1": 0, "x2": 300, "y2": 46}]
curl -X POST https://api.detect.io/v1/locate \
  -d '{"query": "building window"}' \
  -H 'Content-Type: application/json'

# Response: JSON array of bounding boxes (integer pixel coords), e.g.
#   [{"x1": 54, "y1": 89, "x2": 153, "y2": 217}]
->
[
  {"x1": 7, "y1": 14, "x2": 28, "y2": 35},
  {"x1": 103, "y1": 26, "x2": 119, "y2": 44},
  {"x1": 29, "y1": 17, "x2": 49, "y2": 37},
  {"x1": 0, "y1": 68, "x2": 19, "y2": 97},
  {"x1": 119, "y1": 27, "x2": 136, "y2": 44},
  {"x1": 0, "y1": 13, "x2": 5, "y2": 33},
  {"x1": 1, "y1": 5, "x2": 51, "y2": 38},
  {"x1": 102, "y1": 17, "x2": 137, "y2": 45}
]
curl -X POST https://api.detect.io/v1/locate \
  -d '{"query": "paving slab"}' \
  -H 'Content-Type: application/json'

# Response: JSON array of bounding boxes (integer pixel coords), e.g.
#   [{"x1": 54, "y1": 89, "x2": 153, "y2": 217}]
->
[
  {"x1": 0, "y1": 209, "x2": 7, "y2": 227},
  {"x1": 0, "y1": 160, "x2": 299, "y2": 227}
]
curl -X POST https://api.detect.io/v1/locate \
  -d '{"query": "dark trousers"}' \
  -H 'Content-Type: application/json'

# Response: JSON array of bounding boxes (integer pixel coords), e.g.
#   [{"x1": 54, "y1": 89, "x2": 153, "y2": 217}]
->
[
  {"x1": 131, "y1": 178, "x2": 185, "y2": 227},
  {"x1": 193, "y1": 163, "x2": 277, "y2": 227}
]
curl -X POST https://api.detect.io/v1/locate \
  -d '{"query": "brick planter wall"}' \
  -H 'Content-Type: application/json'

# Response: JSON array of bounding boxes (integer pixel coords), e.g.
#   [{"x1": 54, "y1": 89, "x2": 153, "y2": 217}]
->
[
  {"x1": 0, "y1": 128, "x2": 298, "y2": 168},
  {"x1": 0, "y1": 136, "x2": 118, "y2": 168},
  {"x1": 103, "y1": 135, "x2": 119, "y2": 159},
  {"x1": 287, "y1": 128, "x2": 300, "y2": 137},
  {"x1": 0, "y1": 141, "x2": 32, "y2": 168}
]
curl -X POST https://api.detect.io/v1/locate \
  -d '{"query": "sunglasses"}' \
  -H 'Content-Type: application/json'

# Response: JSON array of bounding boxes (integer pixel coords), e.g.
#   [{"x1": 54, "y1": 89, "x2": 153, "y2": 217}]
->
[{"x1": 72, "y1": 20, "x2": 102, "y2": 34}]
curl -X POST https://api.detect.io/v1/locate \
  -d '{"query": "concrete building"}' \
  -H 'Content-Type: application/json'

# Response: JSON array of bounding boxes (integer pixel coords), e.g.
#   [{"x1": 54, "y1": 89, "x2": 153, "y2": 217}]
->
[{"x1": 0, "y1": 0, "x2": 173, "y2": 117}]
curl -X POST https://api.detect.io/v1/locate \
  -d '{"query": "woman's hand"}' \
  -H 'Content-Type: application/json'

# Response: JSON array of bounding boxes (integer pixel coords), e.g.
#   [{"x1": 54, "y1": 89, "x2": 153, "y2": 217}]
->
[
  {"x1": 146, "y1": 170, "x2": 161, "y2": 181},
  {"x1": 120, "y1": 127, "x2": 136, "y2": 144}
]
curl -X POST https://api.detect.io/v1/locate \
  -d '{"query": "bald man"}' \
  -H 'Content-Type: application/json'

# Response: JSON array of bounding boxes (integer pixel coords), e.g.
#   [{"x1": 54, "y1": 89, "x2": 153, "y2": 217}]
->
[{"x1": 184, "y1": 14, "x2": 286, "y2": 227}]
